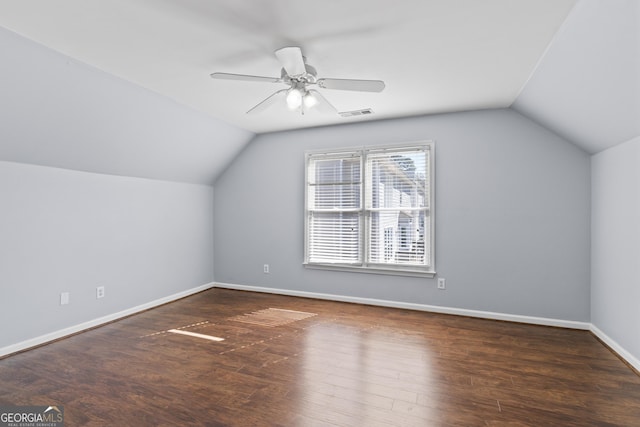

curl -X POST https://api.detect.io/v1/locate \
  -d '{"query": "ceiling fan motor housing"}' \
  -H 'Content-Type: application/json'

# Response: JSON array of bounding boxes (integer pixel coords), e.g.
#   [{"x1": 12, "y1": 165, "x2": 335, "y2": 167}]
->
[{"x1": 282, "y1": 63, "x2": 317, "y2": 85}]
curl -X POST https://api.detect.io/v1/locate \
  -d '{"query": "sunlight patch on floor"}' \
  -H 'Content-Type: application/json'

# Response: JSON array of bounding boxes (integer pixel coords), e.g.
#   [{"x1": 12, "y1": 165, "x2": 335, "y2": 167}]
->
[
  {"x1": 229, "y1": 308, "x2": 317, "y2": 327},
  {"x1": 167, "y1": 329, "x2": 225, "y2": 342}
]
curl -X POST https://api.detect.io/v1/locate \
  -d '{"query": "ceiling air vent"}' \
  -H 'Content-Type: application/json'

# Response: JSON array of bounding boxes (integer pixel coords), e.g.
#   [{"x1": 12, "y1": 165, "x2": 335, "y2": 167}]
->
[{"x1": 339, "y1": 108, "x2": 374, "y2": 118}]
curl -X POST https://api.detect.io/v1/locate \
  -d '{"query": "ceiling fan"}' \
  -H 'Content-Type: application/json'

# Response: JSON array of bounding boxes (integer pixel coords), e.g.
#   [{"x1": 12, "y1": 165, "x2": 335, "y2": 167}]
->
[{"x1": 210, "y1": 46, "x2": 385, "y2": 115}]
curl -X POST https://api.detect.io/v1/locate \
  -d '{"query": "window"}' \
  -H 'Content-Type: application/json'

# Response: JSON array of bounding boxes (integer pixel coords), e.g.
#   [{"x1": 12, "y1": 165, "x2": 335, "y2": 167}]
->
[{"x1": 304, "y1": 142, "x2": 434, "y2": 276}]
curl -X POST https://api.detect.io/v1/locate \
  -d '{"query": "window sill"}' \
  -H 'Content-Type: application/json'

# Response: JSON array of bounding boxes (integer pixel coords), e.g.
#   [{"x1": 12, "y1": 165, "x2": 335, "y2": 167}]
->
[{"x1": 303, "y1": 262, "x2": 436, "y2": 278}]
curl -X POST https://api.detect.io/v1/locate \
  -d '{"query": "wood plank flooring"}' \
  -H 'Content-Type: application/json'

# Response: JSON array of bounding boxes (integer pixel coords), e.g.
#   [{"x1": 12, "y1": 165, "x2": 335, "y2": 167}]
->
[{"x1": 1, "y1": 288, "x2": 639, "y2": 426}]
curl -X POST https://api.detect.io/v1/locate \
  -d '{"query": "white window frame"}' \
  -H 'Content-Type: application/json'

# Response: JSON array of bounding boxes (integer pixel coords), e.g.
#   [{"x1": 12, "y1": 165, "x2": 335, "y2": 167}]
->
[{"x1": 304, "y1": 142, "x2": 435, "y2": 277}]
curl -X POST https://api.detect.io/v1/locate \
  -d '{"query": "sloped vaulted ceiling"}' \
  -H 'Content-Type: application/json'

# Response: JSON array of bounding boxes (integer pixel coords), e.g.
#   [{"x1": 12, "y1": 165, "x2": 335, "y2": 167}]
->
[
  {"x1": 0, "y1": 26, "x2": 253, "y2": 185},
  {"x1": 513, "y1": 0, "x2": 640, "y2": 154},
  {"x1": 0, "y1": 0, "x2": 637, "y2": 181}
]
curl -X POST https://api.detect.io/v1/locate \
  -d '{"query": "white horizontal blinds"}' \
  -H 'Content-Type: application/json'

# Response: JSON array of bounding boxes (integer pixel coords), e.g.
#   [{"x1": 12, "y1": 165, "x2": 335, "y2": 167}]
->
[
  {"x1": 308, "y1": 213, "x2": 361, "y2": 263},
  {"x1": 366, "y1": 147, "x2": 430, "y2": 266},
  {"x1": 307, "y1": 152, "x2": 362, "y2": 264}
]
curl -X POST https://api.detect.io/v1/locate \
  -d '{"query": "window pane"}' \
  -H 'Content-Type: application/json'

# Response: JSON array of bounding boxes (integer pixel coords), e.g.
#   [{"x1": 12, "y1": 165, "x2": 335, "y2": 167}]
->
[
  {"x1": 309, "y1": 157, "x2": 360, "y2": 185},
  {"x1": 308, "y1": 212, "x2": 361, "y2": 263},
  {"x1": 366, "y1": 150, "x2": 428, "y2": 209},
  {"x1": 369, "y1": 211, "x2": 426, "y2": 265},
  {"x1": 309, "y1": 184, "x2": 361, "y2": 210}
]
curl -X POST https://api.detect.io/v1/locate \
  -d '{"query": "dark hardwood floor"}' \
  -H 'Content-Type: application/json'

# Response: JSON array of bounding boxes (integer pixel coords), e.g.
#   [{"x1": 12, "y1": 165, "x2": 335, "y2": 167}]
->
[{"x1": 1, "y1": 288, "x2": 639, "y2": 426}]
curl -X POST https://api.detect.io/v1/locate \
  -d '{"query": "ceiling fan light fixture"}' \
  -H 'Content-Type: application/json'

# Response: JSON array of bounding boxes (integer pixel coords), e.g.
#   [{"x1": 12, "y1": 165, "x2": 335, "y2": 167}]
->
[
  {"x1": 286, "y1": 88, "x2": 303, "y2": 110},
  {"x1": 303, "y1": 92, "x2": 318, "y2": 109}
]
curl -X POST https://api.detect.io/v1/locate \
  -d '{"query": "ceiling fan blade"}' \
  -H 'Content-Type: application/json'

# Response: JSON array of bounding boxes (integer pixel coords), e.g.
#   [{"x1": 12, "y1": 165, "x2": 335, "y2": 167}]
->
[
  {"x1": 317, "y1": 78, "x2": 385, "y2": 92},
  {"x1": 210, "y1": 72, "x2": 281, "y2": 83},
  {"x1": 246, "y1": 89, "x2": 288, "y2": 115},
  {"x1": 275, "y1": 46, "x2": 306, "y2": 77},
  {"x1": 306, "y1": 90, "x2": 338, "y2": 114}
]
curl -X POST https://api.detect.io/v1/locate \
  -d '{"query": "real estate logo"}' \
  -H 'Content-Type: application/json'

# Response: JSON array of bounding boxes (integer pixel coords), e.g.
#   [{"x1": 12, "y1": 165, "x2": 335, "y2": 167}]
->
[{"x1": 0, "y1": 405, "x2": 64, "y2": 427}]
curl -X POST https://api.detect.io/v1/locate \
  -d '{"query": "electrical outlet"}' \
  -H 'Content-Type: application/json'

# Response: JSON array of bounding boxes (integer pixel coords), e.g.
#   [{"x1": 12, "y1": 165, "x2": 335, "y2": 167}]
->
[
  {"x1": 60, "y1": 292, "x2": 70, "y2": 305},
  {"x1": 96, "y1": 286, "x2": 105, "y2": 299},
  {"x1": 263, "y1": 264, "x2": 270, "y2": 274},
  {"x1": 437, "y1": 278, "x2": 446, "y2": 290}
]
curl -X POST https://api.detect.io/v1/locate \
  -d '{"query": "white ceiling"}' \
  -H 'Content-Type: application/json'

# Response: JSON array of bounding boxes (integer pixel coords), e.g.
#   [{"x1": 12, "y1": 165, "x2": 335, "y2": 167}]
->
[{"x1": 0, "y1": 0, "x2": 577, "y2": 134}]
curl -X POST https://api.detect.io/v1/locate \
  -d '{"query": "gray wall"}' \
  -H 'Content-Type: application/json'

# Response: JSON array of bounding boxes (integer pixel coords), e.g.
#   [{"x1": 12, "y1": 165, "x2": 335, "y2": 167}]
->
[
  {"x1": 0, "y1": 25, "x2": 248, "y2": 352},
  {"x1": 214, "y1": 109, "x2": 591, "y2": 321},
  {"x1": 591, "y1": 136, "x2": 640, "y2": 363},
  {"x1": 0, "y1": 161, "x2": 214, "y2": 349}
]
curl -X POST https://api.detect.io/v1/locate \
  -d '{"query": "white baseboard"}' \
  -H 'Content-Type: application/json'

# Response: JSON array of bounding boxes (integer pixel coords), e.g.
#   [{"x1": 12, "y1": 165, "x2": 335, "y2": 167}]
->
[
  {"x1": 590, "y1": 324, "x2": 640, "y2": 373},
  {"x1": 0, "y1": 282, "x2": 216, "y2": 358},
  {"x1": 213, "y1": 282, "x2": 591, "y2": 330}
]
